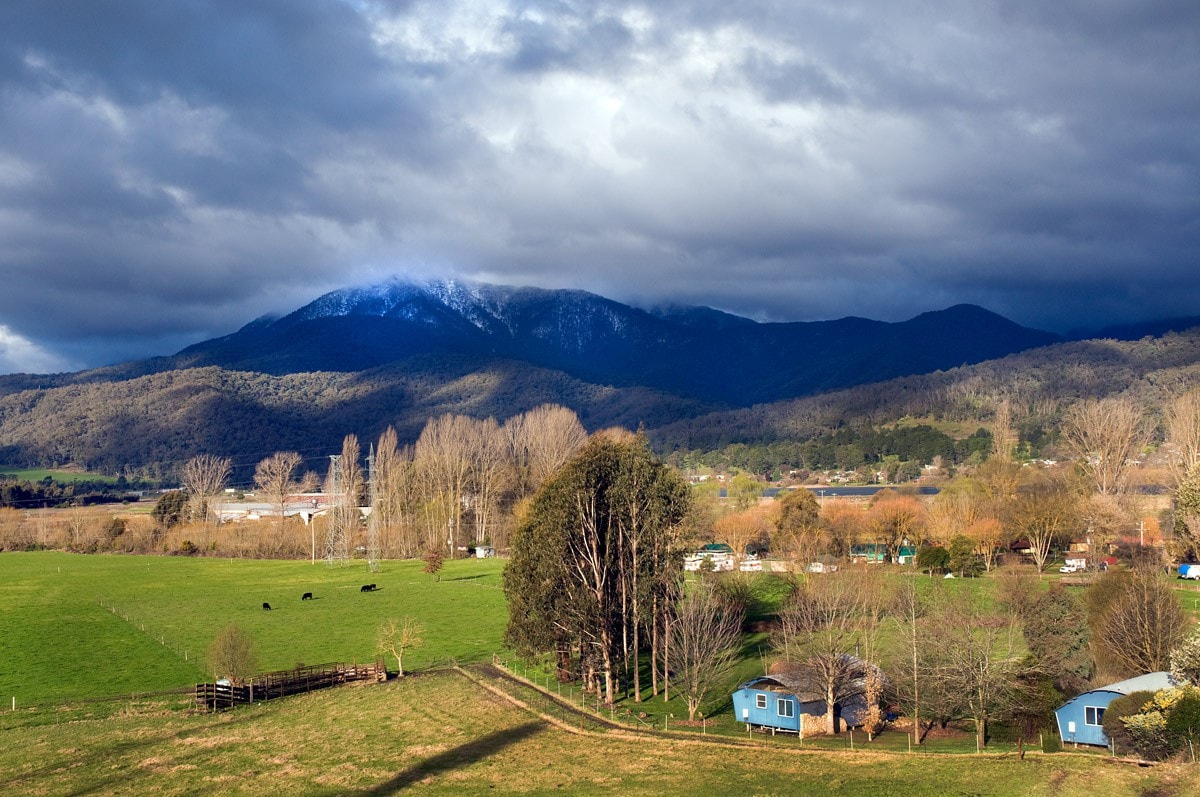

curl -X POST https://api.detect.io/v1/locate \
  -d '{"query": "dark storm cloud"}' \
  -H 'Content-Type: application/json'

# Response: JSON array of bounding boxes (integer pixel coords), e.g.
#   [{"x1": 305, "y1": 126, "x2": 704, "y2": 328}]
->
[{"x1": 0, "y1": 0, "x2": 1198, "y2": 373}]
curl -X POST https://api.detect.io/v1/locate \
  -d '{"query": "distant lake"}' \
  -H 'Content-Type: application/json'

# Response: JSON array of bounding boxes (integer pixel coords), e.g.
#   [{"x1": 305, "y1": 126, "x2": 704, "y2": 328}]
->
[
  {"x1": 725, "y1": 485, "x2": 941, "y2": 498},
  {"x1": 801, "y1": 485, "x2": 940, "y2": 497}
]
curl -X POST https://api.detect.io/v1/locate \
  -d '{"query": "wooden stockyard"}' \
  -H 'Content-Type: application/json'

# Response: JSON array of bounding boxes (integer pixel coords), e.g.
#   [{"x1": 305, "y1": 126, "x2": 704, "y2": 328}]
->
[{"x1": 195, "y1": 659, "x2": 386, "y2": 712}]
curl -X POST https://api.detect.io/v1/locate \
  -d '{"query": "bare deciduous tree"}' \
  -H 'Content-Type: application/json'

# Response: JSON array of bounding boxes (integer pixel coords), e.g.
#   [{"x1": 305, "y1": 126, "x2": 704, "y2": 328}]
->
[
  {"x1": 712, "y1": 503, "x2": 773, "y2": 568},
  {"x1": 377, "y1": 617, "x2": 425, "y2": 677},
  {"x1": 1165, "y1": 388, "x2": 1200, "y2": 486},
  {"x1": 373, "y1": 426, "x2": 419, "y2": 558},
  {"x1": 925, "y1": 479, "x2": 988, "y2": 546},
  {"x1": 669, "y1": 584, "x2": 744, "y2": 722},
  {"x1": 966, "y1": 517, "x2": 1007, "y2": 572},
  {"x1": 1061, "y1": 396, "x2": 1146, "y2": 497},
  {"x1": 469, "y1": 417, "x2": 512, "y2": 546},
  {"x1": 1165, "y1": 389, "x2": 1200, "y2": 558},
  {"x1": 505, "y1": 404, "x2": 587, "y2": 496},
  {"x1": 777, "y1": 570, "x2": 878, "y2": 734},
  {"x1": 180, "y1": 454, "x2": 232, "y2": 526},
  {"x1": 821, "y1": 499, "x2": 864, "y2": 559},
  {"x1": 254, "y1": 451, "x2": 317, "y2": 558},
  {"x1": 929, "y1": 600, "x2": 1022, "y2": 750},
  {"x1": 415, "y1": 414, "x2": 476, "y2": 557},
  {"x1": 866, "y1": 491, "x2": 925, "y2": 562},
  {"x1": 890, "y1": 578, "x2": 930, "y2": 744},
  {"x1": 1093, "y1": 570, "x2": 1186, "y2": 677},
  {"x1": 208, "y1": 624, "x2": 257, "y2": 685},
  {"x1": 1006, "y1": 470, "x2": 1078, "y2": 572},
  {"x1": 990, "y1": 397, "x2": 1018, "y2": 463}
]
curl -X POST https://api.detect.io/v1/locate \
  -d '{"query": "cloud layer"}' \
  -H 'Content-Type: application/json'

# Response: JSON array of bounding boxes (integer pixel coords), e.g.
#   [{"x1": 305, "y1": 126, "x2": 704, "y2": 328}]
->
[{"x1": 1, "y1": 1, "x2": 1198, "y2": 372}]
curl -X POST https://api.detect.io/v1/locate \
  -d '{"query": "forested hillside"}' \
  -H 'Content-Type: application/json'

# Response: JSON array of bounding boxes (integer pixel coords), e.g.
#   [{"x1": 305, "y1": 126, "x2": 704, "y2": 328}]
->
[
  {"x1": 1, "y1": 320, "x2": 1198, "y2": 480},
  {"x1": 0, "y1": 356, "x2": 715, "y2": 478},
  {"x1": 651, "y1": 332, "x2": 1200, "y2": 467}
]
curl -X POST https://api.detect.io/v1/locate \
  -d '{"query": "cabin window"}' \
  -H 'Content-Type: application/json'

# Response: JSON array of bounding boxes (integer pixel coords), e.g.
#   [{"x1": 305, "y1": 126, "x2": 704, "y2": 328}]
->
[
  {"x1": 777, "y1": 699, "x2": 795, "y2": 718},
  {"x1": 755, "y1": 694, "x2": 767, "y2": 710},
  {"x1": 1085, "y1": 706, "x2": 1105, "y2": 726}
]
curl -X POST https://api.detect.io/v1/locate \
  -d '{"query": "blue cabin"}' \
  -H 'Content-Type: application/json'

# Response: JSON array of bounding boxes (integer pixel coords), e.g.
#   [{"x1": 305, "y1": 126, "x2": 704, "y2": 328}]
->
[
  {"x1": 732, "y1": 675, "x2": 823, "y2": 735},
  {"x1": 1055, "y1": 672, "x2": 1175, "y2": 747},
  {"x1": 732, "y1": 660, "x2": 875, "y2": 736}
]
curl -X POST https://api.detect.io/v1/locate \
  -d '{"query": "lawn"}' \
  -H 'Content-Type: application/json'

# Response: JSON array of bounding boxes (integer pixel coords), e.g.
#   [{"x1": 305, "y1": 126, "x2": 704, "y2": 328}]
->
[
  {"x1": 1, "y1": 670, "x2": 1190, "y2": 797},
  {"x1": 0, "y1": 552, "x2": 507, "y2": 706}
]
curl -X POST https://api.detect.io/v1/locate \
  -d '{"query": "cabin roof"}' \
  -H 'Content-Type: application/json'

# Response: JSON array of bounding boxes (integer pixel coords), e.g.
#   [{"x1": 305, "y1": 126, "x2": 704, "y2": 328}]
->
[{"x1": 1098, "y1": 672, "x2": 1176, "y2": 696}]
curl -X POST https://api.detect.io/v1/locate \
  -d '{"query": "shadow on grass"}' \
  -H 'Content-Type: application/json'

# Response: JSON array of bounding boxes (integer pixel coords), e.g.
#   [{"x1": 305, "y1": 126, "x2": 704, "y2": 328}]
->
[
  {"x1": 444, "y1": 574, "x2": 489, "y2": 582},
  {"x1": 357, "y1": 721, "x2": 544, "y2": 795}
]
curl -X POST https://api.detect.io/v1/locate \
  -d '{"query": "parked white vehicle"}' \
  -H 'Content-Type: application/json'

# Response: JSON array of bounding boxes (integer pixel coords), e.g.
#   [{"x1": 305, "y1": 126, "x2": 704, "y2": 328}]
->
[{"x1": 1059, "y1": 565, "x2": 1078, "y2": 573}]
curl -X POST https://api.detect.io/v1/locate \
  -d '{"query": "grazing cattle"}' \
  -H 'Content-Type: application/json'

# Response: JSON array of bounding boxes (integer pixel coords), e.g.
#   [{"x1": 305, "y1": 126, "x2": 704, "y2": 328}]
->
[
  {"x1": 262, "y1": 602, "x2": 272, "y2": 611},
  {"x1": 360, "y1": 584, "x2": 376, "y2": 592},
  {"x1": 301, "y1": 592, "x2": 313, "y2": 601}
]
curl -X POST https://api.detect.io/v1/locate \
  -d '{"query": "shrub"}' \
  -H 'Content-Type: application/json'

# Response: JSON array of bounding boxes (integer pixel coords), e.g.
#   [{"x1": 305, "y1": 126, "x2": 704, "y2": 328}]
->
[
  {"x1": 915, "y1": 545, "x2": 949, "y2": 575},
  {"x1": 1103, "y1": 690, "x2": 1156, "y2": 756},
  {"x1": 207, "y1": 624, "x2": 257, "y2": 685}
]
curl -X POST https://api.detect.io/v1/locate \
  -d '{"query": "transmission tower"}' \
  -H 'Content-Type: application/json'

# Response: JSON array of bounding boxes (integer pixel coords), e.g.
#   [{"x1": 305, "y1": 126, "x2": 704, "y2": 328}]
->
[
  {"x1": 324, "y1": 454, "x2": 349, "y2": 567},
  {"x1": 366, "y1": 444, "x2": 381, "y2": 573}
]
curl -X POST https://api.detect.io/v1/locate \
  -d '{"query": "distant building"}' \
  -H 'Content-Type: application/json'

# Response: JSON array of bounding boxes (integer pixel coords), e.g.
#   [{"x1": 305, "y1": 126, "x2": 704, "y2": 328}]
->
[{"x1": 849, "y1": 543, "x2": 916, "y2": 565}]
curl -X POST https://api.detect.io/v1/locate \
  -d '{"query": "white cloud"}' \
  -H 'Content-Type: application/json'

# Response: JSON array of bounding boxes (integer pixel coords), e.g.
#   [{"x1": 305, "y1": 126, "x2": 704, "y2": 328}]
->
[{"x1": 0, "y1": 325, "x2": 77, "y2": 374}]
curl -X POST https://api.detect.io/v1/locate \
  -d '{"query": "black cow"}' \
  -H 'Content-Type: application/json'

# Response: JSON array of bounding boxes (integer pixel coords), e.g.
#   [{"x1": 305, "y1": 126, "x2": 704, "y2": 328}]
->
[
  {"x1": 301, "y1": 592, "x2": 313, "y2": 600},
  {"x1": 360, "y1": 584, "x2": 376, "y2": 592},
  {"x1": 262, "y1": 602, "x2": 272, "y2": 611}
]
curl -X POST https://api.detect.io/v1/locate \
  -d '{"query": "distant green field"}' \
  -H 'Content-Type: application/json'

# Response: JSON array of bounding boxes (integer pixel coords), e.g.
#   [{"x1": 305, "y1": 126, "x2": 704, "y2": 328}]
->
[
  {"x1": 0, "y1": 552, "x2": 507, "y2": 705},
  {"x1": 0, "y1": 468, "x2": 119, "y2": 484}
]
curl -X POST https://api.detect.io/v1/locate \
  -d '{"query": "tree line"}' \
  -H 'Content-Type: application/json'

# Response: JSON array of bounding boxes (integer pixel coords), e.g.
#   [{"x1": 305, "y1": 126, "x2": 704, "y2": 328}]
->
[
  {"x1": 146, "y1": 404, "x2": 590, "y2": 559},
  {"x1": 0, "y1": 474, "x2": 153, "y2": 509}
]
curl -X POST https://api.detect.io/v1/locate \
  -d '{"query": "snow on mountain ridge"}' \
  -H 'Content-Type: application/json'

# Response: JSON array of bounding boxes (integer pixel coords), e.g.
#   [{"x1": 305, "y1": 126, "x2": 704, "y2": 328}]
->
[{"x1": 291, "y1": 277, "x2": 650, "y2": 348}]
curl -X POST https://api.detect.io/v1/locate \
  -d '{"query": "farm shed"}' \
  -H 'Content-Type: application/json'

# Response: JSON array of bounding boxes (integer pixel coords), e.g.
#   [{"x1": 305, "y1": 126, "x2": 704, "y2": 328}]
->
[{"x1": 1054, "y1": 672, "x2": 1175, "y2": 747}]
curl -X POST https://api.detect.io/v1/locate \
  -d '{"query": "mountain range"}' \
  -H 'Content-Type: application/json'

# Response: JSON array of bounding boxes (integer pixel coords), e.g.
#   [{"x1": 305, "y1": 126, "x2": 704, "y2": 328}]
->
[
  {"x1": 2, "y1": 276, "x2": 1196, "y2": 475},
  {"x1": 169, "y1": 278, "x2": 1061, "y2": 405}
]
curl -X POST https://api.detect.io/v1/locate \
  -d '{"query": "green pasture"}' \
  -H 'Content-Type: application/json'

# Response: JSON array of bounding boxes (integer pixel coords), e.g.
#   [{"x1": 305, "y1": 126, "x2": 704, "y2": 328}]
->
[
  {"x1": 0, "y1": 552, "x2": 507, "y2": 706},
  {"x1": 0, "y1": 468, "x2": 119, "y2": 484},
  {"x1": 0, "y1": 671, "x2": 1185, "y2": 797},
  {"x1": 1174, "y1": 583, "x2": 1200, "y2": 616}
]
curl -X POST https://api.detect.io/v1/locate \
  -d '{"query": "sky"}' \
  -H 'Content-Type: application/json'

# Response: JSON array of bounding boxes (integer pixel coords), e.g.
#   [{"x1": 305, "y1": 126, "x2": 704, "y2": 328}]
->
[{"x1": 1, "y1": 1, "x2": 1198, "y2": 374}]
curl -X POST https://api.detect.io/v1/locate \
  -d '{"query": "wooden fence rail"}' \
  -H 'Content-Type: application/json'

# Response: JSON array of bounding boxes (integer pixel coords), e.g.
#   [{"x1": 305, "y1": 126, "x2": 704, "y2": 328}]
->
[{"x1": 195, "y1": 659, "x2": 385, "y2": 712}]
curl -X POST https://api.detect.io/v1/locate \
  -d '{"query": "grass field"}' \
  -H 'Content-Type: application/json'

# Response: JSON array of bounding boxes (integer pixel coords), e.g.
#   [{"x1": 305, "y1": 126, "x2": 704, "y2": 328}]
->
[
  {"x1": 0, "y1": 468, "x2": 119, "y2": 484},
  {"x1": 3, "y1": 552, "x2": 1199, "y2": 794},
  {"x1": 0, "y1": 552, "x2": 507, "y2": 705},
  {"x1": 2, "y1": 670, "x2": 1193, "y2": 796}
]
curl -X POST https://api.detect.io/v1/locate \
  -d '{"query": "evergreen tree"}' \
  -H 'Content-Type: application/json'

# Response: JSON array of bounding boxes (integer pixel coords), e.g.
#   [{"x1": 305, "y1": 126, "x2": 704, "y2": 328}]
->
[
  {"x1": 503, "y1": 433, "x2": 690, "y2": 704},
  {"x1": 1023, "y1": 586, "x2": 1094, "y2": 694}
]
